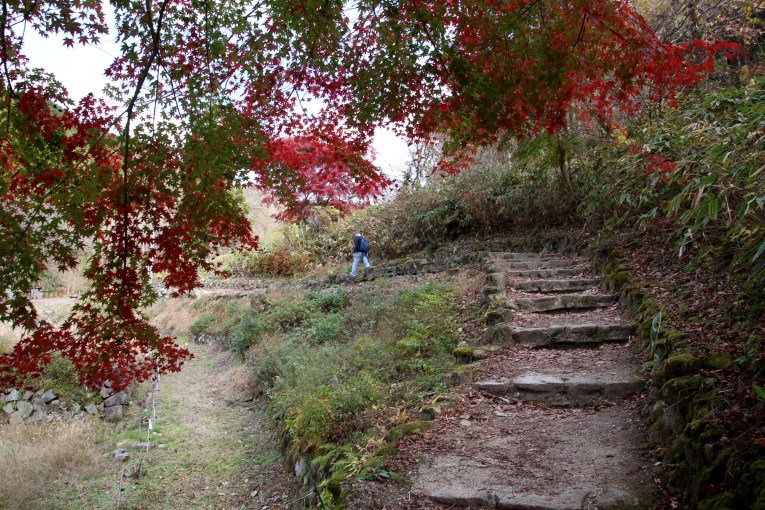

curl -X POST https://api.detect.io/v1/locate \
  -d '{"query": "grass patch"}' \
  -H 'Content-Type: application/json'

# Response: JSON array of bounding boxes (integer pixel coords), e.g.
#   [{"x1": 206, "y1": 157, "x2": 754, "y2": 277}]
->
[
  {"x1": 248, "y1": 282, "x2": 462, "y2": 502},
  {"x1": 41, "y1": 344, "x2": 283, "y2": 510},
  {"x1": 0, "y1": 419, "x2": 107, "y2": 510}
]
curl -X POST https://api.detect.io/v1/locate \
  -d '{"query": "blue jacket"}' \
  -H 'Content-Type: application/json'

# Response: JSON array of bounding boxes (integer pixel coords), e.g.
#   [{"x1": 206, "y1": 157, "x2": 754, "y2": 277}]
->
[{"x1": 354, "y1": 236, "x2": 368, "y2": 254}]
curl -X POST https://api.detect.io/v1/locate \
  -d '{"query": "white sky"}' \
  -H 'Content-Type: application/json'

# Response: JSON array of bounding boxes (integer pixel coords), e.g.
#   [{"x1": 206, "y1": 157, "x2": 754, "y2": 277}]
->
[{"x1": 21, "y1": 28, "x2": 410, "y2": 180}]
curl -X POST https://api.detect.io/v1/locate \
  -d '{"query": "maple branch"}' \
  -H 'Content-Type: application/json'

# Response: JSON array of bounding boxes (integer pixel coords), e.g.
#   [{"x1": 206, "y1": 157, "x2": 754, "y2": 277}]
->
[
  {"x1": 120, "y1": 0, "x2": 169, "y2": 305},
  {"x1": 1, "y1": 0, "x2": 16, "y2": 135},
  {"x1": 572, "y1": 8, "x2": 588, "y2": 50},
  {"x1": 22, "y1": 0, "x2": 38, "y2": 20}
]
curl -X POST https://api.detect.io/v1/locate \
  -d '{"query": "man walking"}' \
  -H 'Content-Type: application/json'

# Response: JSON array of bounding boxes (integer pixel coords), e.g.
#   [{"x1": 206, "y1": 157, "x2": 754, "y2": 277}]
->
[{"x1": 350, "y1": 232, "x2": 371, "y2": 276}]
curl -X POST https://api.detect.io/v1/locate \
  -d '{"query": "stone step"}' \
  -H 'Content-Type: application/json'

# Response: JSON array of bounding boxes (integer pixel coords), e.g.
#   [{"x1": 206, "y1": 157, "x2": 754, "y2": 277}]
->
[
  {"x1": 490, "y1": 252, "x2": 563, "y2": 261},
  {"x1": 427, "y1": 486, "x2": 591, "y2": 509},
  {"x1": 474, "y1": 373, "x2": 644, "y2": 404},
  {"x1": 512, "y1": 323, "x2": 636, "y2": 347},
  {"x1": 509, "y1": 278, "x2": 601, "y2": 293},
  {"x1": 503, "y1": 259, "x2": 581, "y2": 270},
  {"x1": 506, "y1": 268, "x2": 585, "y2": 278},
  {"x1": 413, "y1": 405, "x2": 654, "y2": 509},
  {"x1": 507, "y1": 293, "x2": 618, "y2": 312}
]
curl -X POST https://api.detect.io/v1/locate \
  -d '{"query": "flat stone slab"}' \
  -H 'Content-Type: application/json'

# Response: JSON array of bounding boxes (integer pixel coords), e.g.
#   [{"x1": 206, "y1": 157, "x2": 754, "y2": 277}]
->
[
  {"x1": 506, "y1": 268, "x2": 586, "y2": 278},
  {"x1": 489, "y1": 252, "x2": 571, "y2": 262},
  {"x1": 511, "y1": 307, "x2": 627, "y2": 328},
  {"x1": 498, "y1": 489, "x2": 589, "y2": 509},
  {"x1": 512, "y1": 323, "x2": 636, "y2": 347},
  {"x1": 474, "y1": 374, "x2": 644, "y2": 403},
  {"x1": 508, "y1": 293, "x2": 618, "y2": 312},
  {"x1": 413, "y1": 405, "x2": 654, "y2": 509},
  {"x1": 473, "y1": 343, "x2": 644, "y2": 404},
  {"x1": 509, "y1": 278, "x2": 601, "y2": 293},
  {"x1": 502, "y1": 260, "x2": 581, "y2": 270}
]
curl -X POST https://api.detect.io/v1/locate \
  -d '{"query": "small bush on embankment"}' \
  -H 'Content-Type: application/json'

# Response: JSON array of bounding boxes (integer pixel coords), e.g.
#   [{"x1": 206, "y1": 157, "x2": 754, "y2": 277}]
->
[{"x1": 239, "y1": 283, "x2": 462, "y2": 506}]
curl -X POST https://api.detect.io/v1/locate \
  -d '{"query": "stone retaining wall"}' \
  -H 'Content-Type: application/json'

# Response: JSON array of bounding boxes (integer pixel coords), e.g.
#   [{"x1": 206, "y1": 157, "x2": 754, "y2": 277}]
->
[
  {"x1": 596, "y1": 251, "x2": 765, "y2": 508},
  {"x1": 1, "y1": 383, "x2": 132, "y2": 425}
]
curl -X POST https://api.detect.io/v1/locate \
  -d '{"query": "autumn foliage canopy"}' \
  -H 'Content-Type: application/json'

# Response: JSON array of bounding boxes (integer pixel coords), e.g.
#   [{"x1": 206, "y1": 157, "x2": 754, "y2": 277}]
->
[{"x1": 0, "y1": 0, "x2": 736, "y2": 389}]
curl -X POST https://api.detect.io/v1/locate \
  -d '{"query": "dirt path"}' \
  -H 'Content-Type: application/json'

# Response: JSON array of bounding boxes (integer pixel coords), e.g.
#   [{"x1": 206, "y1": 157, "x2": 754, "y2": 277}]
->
[{"x1": 47, "y1": 343, "x2": 302, "y2": 510}]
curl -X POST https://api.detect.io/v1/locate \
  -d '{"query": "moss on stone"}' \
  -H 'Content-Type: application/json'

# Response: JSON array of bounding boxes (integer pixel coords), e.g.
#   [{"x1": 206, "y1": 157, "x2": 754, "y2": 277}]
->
[
  {"x1": 651, "y1": 339, "x2": 670, "y2": 363},
  {"x1": 663, "y1": 352, "x2": 701, "y2": 380},
  {"x1": 485, "y1": 306, "x2": 512, "y2": 326},
  {"x1": 661, "y1": 375, "x2": 704, "y2": 400},
  {"x1": 418, "y1": 405, "x2": 438, "y2": 421},
  {"x1": 703, "y1": 352, "x2": 733, "y2": 370},
  {"x1": 665, "y1": 330, "x2": 690, "y2": 350},
  {"x1": 396, "y1": 337, "x2": 423, "y2": 354},
  {"x1": 482, "y1": 323, "x2": 514, "y2": 345},
  {"x1": 651, "y1": 400, "x2": 667, "y2": 419},
  {"x1": 606, "y1": 270, "x2": 631, "y2": 290},
  {"x1": 483, "y1": 285, "x2": 499, "y2": 296},
  {"x1": 452, "y1": 346, "x2": 474, "y2": 364}
]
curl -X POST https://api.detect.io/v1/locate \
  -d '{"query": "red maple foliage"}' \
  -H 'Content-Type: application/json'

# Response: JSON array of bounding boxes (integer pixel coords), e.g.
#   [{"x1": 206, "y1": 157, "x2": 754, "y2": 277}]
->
[{"x1": 0, "y1": 0, "x2": 737, "y2": 390}]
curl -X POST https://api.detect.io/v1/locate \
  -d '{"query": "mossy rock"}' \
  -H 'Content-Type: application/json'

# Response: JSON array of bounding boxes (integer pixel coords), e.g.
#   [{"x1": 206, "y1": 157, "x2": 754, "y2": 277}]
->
[
  {"x1": 637, "y1": 298, "x2": 662, "y2": 322},
  {"x1": 486, "y1": 272, "x2": 507, "y2": 289},
  {"x1": 452, "y1": 346, "x2": 474, "y2": 364},
  {"x1": 661, "y1": 375, "x2": 704, "y2": 400},
  {"x1": 605, "y1": 268, "x2": 630, "y2": 291},
  {"x1": 684, "y1": 411, "x2": 712, "y2": 438},
  {"x1": 698, "y1": 425, "x2": 724, "y2": 444},
  {"x1": 648, "y1": 406, "x2": 685, "y2": 445},
  {"x1": 482, "y1": 286, "x2": 499, "y2": 298},
  {"x1": 690, "y1": 447, "x2": 739, "y2": 507},
  {"x1": 662, "y1": 352, "x2": 701, "y2": 380},
  {"x1": 665, "y1": 435, "x2": 693, "y2": 467},
  {"x1": 665, "y1": 330, "x2": 690, "y2": 350},
  {"x1": 703, "y1": 352, "x2": 733, "y2": 370},
  {"x1": 651, "y1": 400, "x2": 667, "y2": 420},
  {"x1": 442, "y1": 366, "x2": 472, "y2": 386},
  {"x1": 483, "y1": 323, "x2": 514, "y2": 345},
  {"x1": 485, "y1": 307, "x2": 512, "y2": 326},
  {"x1": 651, "y1": 339, "x2": 670, "y2": 363},
  {"x1": 418, "y1": 405, "x2": 439, "y2": 421}
]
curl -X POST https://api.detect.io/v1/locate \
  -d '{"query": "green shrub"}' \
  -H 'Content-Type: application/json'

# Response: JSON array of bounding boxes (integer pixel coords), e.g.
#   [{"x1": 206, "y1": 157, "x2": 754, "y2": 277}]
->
[
  {"x1": 230, "y1": 312, "x2": 261, "y2": 354},
  {"x1": 262, "y1": 299, "x2": 311, "y2": 331},
  {"x1": 32, "y1": 353, "x2": 82, "y2": 396},
  {"x1": 576, "y1": 80, "x2": 765, "y2": 290},
  {"x1": 189, "y1": 312, "x2": 217, "y2": 337},
  {"x1": 309, "y1": 313, "x2": 345, "y2": 345},
  {"x1": 306, "y1": 288, "x2": 347, "y2": 313}
]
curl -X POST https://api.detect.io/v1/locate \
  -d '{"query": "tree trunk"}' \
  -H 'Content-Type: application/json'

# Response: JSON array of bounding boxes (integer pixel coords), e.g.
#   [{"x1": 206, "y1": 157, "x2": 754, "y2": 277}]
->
[{"x1": 557, "y1": 136, "x2": 575, "y2": 193}]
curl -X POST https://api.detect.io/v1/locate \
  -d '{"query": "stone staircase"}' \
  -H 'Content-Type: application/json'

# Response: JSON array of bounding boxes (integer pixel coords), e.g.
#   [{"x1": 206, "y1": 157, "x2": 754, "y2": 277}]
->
[{"x1": 412, "y1": 251, "x2": 654, "y2": 509}]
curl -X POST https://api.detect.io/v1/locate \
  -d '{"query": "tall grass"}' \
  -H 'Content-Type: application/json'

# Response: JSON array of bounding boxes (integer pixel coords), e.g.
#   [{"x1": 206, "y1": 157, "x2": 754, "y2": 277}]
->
[{"x1": 0, "y1": 419, "x2": 106, "y2": 510}]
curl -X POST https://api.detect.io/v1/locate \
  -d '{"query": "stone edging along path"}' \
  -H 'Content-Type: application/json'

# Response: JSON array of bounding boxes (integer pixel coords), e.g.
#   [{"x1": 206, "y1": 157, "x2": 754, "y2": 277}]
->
[{"x1": 395, "y1": 251, "x2": 656, "y2": 509}]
